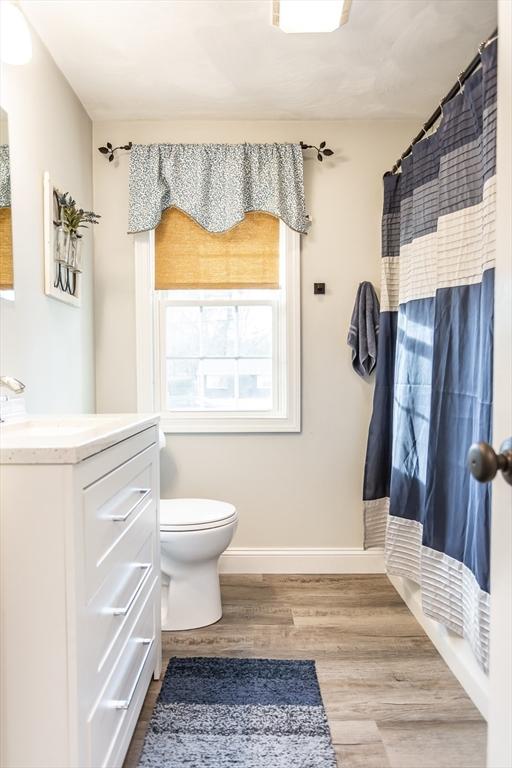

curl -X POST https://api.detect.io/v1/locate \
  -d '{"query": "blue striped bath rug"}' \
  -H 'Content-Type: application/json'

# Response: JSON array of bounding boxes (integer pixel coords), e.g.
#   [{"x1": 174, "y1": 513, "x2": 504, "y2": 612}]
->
[{"x1": 138, "y1": 657, "x2": 337, "y2": 767}]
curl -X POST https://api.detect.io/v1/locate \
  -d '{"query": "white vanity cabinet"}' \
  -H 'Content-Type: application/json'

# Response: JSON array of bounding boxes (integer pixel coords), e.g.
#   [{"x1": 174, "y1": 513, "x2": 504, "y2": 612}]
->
[{"x1": 0, "y1": 415, "x2": 161, "y2": 768}]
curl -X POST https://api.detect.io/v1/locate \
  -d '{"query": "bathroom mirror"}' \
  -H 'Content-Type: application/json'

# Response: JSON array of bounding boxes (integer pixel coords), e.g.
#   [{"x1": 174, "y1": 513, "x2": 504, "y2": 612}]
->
[{"x1": 0, "y1": 107, "x2": 14, "y2": 301}]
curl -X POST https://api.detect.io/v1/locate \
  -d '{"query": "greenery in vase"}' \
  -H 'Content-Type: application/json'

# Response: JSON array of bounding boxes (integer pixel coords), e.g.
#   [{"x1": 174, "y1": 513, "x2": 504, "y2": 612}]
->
[{"x1": 56, "y1": 192, "x2": 101, "y2": 238}]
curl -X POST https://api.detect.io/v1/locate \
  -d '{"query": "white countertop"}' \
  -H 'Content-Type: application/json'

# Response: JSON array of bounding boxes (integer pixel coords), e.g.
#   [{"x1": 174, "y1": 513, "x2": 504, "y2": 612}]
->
[{"x1": 0, "y1": 413, "x2": 160, "y2": 464}]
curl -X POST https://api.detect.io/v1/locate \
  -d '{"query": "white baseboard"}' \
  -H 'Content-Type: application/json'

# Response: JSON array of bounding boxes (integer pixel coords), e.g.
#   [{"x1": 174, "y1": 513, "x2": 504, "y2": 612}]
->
[
  {"x1": 388, "y1": 574, "x2": 489, "y2": 720},
  {"x1": 219, "y1": 547, "x2": 385, "y2": 574}
]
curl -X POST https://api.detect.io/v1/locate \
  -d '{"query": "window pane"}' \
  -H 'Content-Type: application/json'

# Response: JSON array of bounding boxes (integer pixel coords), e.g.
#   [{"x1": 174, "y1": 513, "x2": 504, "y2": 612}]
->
[
  {"x1": 238, "y1": 306, "x2": 273, "y2": 357},
  {"x1": 166, "y1": 359, "x2": 199, "y2": 409},
  {"x1": 163, "y1": 296, "x2": 276, "y2": 413},
  {"x1": 202, "y1": 359, "x2": 236, "y2": 408},
  {"x1": 238, "y1": 358, "x2": 272, "y2": 408},
  {"x1": 166, "y1": 306, "x2": 200, "y2": 357},
  {"x1": 201, "y1": 306, "x2": 236, "y2": 357}
]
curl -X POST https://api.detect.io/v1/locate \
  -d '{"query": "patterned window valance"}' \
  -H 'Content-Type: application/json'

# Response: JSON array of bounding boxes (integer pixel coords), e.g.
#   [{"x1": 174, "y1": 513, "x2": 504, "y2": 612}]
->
[
  {"x1": 0, "y1": 145, "x2": 10, "y2": 208},
  {"x1": 128, "y1": 143, "x2": 310, "y2": 235}
]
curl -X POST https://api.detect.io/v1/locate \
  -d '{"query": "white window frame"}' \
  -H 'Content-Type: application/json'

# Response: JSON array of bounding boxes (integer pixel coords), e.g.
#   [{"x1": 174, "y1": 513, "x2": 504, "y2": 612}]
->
[{"x1": 134, "y1": 221, "x2": 301, "y2": 433}]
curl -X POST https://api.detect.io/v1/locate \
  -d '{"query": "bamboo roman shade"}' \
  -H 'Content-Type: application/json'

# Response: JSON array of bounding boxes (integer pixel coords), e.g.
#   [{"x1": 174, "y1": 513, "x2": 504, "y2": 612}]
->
[
  {"x1": 0, "y1": 207, "x2": 13, "y2": 290},
  {"x1": 155, "y1": 208, "x2": 280, "y2": 290}
]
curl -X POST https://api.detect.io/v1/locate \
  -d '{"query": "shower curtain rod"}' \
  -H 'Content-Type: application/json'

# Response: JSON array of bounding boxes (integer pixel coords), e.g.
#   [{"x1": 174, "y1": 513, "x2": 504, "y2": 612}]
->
[{"x1": 387, "y1": 27, "x2": 498, "y2": 176}]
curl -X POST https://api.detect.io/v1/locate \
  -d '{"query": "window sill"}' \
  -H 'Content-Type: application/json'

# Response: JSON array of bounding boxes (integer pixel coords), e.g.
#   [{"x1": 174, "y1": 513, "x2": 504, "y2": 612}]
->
[{"x1": 160, "y1": 412, "x2": 300, "y2": 434}]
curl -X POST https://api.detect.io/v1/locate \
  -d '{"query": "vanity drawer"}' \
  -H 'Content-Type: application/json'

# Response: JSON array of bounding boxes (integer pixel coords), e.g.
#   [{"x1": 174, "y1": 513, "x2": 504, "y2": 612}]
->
[
  {"x1": 82, "y1": 531, "x2": 156, "y2": 695},
  {"x1": 86, "y1": 584, "x2": 157, "y2": 768},
  {"x1": 79, "y1": 425, "x2": 158, "y2": 490},
  {"x1": 83, "y1": 446, "x2": 158, "y2": 602}
]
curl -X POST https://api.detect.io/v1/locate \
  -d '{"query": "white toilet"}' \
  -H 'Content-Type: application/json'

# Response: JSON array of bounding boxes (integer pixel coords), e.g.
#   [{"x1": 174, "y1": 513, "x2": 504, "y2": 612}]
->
[{"x1": 159, "y1": 498, "x2": 238, "y2": 630}]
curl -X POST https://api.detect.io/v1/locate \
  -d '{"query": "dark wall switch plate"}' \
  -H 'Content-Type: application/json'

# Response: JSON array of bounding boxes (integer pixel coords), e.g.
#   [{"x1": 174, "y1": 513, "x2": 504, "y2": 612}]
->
[{"x1": 314, "y1": 283, "x2": 326, "y2": 295}]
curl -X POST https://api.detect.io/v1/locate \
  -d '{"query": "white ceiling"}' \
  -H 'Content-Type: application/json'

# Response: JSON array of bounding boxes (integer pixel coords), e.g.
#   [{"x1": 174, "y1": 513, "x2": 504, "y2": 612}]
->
[{"x1": 21, "y1": 0, "x2": 497, "y2": 121}]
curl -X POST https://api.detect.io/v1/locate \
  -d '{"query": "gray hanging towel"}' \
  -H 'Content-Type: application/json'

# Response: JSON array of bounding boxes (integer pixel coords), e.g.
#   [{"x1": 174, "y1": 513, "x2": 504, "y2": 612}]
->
[{"x1": 347, "y1": 281, "x2": 380, "y2": 378}]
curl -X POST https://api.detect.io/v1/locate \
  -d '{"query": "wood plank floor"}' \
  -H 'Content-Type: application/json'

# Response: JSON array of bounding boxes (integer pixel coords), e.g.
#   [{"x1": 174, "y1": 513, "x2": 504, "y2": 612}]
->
[{"x1": 124, "y1": 574, "x2": 486, "y2": 768}]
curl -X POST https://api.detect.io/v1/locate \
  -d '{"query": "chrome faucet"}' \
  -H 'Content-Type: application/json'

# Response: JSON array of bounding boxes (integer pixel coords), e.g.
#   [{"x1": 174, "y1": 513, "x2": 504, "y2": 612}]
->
[{"x1": 0, "y1": 376, "x2": 25, "y2": 394}]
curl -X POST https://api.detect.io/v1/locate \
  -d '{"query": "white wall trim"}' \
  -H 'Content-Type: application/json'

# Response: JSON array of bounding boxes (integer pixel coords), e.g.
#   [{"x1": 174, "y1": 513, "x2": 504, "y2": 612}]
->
[
  {"x1": 219, "y1": 546, "x2": 385, "y2": 574},
  {"x1": 134, "y1": 229, "x2": 156, "y2": 413},
  {"x1": 388, "y1": 574, "x2": 489, "y2": 721}
]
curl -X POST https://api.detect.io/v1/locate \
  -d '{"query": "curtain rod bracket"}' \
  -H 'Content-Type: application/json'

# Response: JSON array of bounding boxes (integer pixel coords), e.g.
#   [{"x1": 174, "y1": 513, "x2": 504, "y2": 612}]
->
[
  {"x1": 98, "y1": 141, "x2": 132, "y2": 162},
  {"x1": 299, "y1": 140, "x2": 334, "y2": 161}
]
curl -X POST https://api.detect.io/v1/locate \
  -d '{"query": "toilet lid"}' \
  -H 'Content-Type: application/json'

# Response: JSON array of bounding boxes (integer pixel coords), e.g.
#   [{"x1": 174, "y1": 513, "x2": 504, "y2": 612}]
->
[{"x1": 160, "y1": 498, "x2": 237, "y2": 530}]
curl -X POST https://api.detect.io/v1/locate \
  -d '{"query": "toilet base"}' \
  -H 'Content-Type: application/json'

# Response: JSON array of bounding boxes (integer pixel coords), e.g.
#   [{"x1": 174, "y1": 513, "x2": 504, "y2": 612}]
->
[{"x1": 161, "y1": 559, "x2": 223, "y2": 630}]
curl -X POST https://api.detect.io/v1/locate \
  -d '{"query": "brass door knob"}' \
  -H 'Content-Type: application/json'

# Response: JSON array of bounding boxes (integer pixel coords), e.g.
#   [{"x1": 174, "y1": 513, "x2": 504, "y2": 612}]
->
[{"x1": 467, "y1": 438, "x2": 512, "y2": 485}]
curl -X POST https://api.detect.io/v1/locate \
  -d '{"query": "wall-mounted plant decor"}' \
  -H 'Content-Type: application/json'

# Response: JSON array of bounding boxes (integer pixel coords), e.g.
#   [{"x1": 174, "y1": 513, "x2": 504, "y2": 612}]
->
[{"x1": 43, "y1": 172, "x2": 100, "y2": 307}]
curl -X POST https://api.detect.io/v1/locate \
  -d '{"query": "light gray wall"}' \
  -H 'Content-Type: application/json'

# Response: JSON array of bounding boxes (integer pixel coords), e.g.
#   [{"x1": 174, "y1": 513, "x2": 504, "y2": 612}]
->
[
  {"x1": 0, "y1": 23, "x2": 95, "y2": 414},
  {"x1": 93, "y1": 120, "x2": 416, "y2": 548}
]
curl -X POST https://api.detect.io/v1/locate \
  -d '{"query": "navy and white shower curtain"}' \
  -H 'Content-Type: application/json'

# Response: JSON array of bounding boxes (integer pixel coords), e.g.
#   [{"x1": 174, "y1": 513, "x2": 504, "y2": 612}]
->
[{"x1": 364, "y1": 39, "x2": 497, "y2": 671}]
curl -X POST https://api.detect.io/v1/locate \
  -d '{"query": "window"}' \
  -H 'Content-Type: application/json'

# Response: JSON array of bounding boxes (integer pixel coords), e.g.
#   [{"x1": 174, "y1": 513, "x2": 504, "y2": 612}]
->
[
  {"x1": 135, "y1": 213, "x2": 300, "y2": 433},
  {"x1": 162, "y1": 295, "x2": 274, "y2": 412}
]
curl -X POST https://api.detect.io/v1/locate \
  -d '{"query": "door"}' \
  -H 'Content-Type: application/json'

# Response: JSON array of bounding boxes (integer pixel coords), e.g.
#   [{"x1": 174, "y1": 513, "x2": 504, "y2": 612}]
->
[{"x1": 487, "y1": 2, "x2": 512, "y2": 766}]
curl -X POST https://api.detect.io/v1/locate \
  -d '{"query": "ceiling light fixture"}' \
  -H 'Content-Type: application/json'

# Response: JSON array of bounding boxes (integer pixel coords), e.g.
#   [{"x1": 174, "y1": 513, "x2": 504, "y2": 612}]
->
[
  {"x1": 272, "y1": 0, "x2": 352, "y2": 34},
  {"x1": 0, "y1": 2, "x2": 32, "y2": 65}
]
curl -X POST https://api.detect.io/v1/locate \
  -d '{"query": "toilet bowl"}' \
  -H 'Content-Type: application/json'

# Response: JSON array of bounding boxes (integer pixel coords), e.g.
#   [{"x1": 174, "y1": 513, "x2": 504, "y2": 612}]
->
[{"x1": 160, "y1": 498, "x2": 238, "y2": 630}]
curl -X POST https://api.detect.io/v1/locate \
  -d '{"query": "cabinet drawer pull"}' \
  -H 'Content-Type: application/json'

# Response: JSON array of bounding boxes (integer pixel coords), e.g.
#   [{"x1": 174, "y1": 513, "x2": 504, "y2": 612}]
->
[
  {"x1": 112, "y1": 638, "x2": 154, "y2": 711},
  {"x1": 110, "y1": 488, "x2": 151, "y2": 522},
  {"x1": 110, "y1": 564, "x2": 151, "y2": 616}
]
